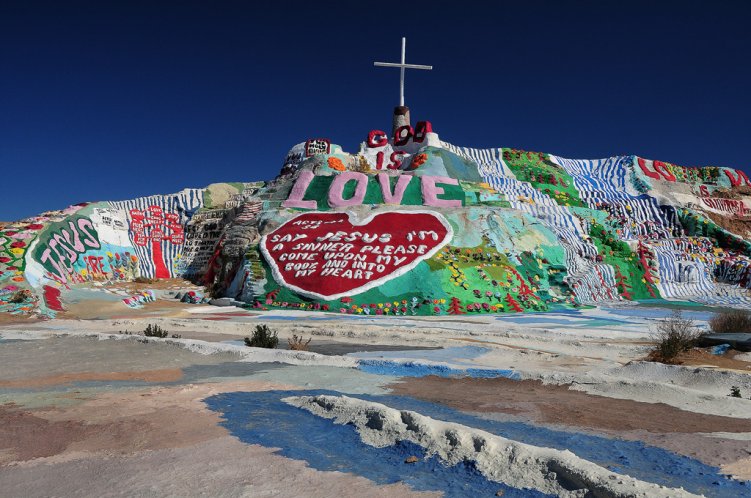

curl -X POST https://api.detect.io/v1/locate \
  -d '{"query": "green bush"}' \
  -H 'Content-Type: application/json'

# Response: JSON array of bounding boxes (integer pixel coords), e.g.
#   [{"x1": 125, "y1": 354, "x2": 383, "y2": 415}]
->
[
  {"x1": 648, "y1": 311, "x2": 702, "y2": 364},
  {"x1": 709, "y1": 309, "x2": 751, "y2": 334},
  {"x1": 143, "y1": 324, "x2": 168, "y2": 338},
  {"x1": 244, "y1": 324, "x2": 278, "y2": 349}
]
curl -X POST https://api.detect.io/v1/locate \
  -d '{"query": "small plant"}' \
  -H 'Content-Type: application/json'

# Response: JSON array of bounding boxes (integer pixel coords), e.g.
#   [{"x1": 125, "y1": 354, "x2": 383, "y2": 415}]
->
[
  {"x1": 143, "y1": 324, "x2": 168, "y2": 338},
  {"x1": 171, "y1": 334, "x2": 182, "y2": 339},
  {"x1": 134, "y1": 276, "x2": 154, "y2": 284},
  {"x1": 9, "y1": 290, "x2": 30, "y2": 303},
  {"x1": 288, "y1": 334, "x2": 311, "y2": 351},
  {"x1": 729, "y1": 386, "x2": 742, "y2": 398},
  {"x1": 244, "y1": 324, "x2": 278, "y2": 349},
  {"x1": 709, "y1": 309, "x2": 751, "y2": 334},
  {"x1": 647, "y1": 310, "x2": 702, "y2": 364}
]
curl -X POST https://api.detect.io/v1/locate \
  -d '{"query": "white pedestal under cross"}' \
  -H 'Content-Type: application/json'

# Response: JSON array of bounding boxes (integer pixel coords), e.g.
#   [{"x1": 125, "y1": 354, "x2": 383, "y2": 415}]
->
[{"x1": 374, "y1": 37, "x2": 432, "y2": 107}]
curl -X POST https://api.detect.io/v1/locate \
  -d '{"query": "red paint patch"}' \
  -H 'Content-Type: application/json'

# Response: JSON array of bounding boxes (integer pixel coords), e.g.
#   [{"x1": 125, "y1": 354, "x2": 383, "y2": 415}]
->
[
  {"x1": 43, "y1": 285, "x2": 64, "y2": 311},
  {"x1": 261, "y1": 211, "x2": 452, "y2": 300}
]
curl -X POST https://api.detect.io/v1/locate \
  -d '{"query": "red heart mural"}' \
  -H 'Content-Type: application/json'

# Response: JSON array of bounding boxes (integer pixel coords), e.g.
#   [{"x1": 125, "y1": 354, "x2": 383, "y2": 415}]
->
[{"x1": 260, "y1": 211, "x2": 453, "y2": 300}]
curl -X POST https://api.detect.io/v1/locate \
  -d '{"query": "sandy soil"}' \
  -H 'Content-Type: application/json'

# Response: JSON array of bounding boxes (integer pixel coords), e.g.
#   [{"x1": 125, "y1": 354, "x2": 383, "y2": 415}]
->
[
  {"x1": 0, "y1": 368, "x2": 184, "y2": 388},
  {"x1": 389, "y1": 375, "x2": 751, "y2": 474},
  {"x1": 0, "y1": 381, "x2": 435, "y2": 498},
  {"x1": 2, "y1": 306, "x2": 751, "y2": 493},
  {"x1": 0, "y1": 436, "x2": 438, "y2": 498},
  {"x1": 676, "y1": 348, "x2": 751, "y2": 371},
  {"x1": 0, "y1": 313, "x2": 42, "y2": 325},
  {"x1": 63, "y1": 298, "x2": 196, "y2": 320},
  {"x1": 390, "y1": 376, "x2": 751, "y2": 434}
]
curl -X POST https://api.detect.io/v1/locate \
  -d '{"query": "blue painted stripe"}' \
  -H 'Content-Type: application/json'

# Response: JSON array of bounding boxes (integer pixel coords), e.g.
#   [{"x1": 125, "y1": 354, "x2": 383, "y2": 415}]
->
[
  {"x1": 205, "y1": 390, "x2": 751, "y2": 497},
  {"x1": 357, "y1": 359, "x2": 519, "y2": 379}
]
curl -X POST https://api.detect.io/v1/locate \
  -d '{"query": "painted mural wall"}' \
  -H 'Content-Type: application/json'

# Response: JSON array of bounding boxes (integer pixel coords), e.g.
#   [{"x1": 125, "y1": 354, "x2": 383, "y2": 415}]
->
[{"x1": 3, "y1": 119, "x2": 751, "y2": 317}]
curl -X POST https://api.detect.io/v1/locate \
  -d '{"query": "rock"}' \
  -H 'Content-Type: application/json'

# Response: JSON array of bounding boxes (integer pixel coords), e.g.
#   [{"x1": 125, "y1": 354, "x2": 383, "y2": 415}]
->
[
  {"x1": 209, "y1": 297, "x2": 235, "y2": 307},
  {"x1": 404, "y1": 456, "x2": 419, "y2": 464}
]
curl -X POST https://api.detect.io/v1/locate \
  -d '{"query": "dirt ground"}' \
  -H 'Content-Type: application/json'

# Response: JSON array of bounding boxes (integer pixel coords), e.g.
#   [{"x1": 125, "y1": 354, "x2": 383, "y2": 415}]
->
[
  {"x1": 389, "y1": 375, "x2": 751, "y2": 472},
  {"x1": 676, "y1": 348, "x2": 751, "y2": 371}
]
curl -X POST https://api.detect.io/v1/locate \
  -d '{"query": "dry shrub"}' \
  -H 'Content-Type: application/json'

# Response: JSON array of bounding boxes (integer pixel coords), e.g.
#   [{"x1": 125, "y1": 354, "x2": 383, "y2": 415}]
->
[
  {"x1": 134, "y1": 276, "x2": 154, "y2": 284},
  {"x1": 709, "y1": 309, "x2": 751, "y2": 334},
  {"x1": 288, "y1": 334, "x2": 312, "y2": 351},
  {"x1": 647, "y1": 311, "x2": 702, "y2": 364},
  {"x1": 9, "y1": 290, "x2": 31, "y2": 303}
]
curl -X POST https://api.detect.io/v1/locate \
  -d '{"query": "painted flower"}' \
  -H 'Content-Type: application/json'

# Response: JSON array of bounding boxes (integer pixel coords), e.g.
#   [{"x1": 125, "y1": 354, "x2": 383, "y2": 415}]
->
[
  {"x1": 9, "y1": 248, "x2": 23, "y2": 256},
  {"x1": 327, "y1": 157, "x2": 347, "y2": 171},
  {"x1": 10, "y1": 241, "x2": 25, "y2": 248},
  {"x1": 0, "y1": 257, "x2": 10, "y2": 263},
  {"x1": 25, "y1": 223, "x2": 43, "y2": 230}
]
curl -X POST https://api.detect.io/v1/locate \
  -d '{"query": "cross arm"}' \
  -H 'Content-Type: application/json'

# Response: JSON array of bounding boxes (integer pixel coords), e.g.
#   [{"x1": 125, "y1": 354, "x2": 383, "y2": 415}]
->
[{"x1": 373, "y1": 62, "x2": 433, "y2": 70}]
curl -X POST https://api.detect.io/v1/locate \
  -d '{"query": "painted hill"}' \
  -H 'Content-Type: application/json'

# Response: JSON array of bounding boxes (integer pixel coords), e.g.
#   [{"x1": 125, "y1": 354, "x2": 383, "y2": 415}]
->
[{"x1": 3, "y1": 119, "x2": 751, "y2": 318}]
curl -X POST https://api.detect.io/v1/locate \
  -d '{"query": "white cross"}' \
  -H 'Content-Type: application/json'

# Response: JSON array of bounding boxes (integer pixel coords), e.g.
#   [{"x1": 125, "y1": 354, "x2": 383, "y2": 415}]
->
[{"x1": 374, "y1": 37, "x2": 432, "y2": 107}]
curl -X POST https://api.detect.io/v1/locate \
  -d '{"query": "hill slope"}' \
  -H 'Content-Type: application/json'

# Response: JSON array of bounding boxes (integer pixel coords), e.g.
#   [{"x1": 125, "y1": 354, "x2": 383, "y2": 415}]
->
[{"x1": 2, "y1": 122, "x2": 751, "y2": 318}]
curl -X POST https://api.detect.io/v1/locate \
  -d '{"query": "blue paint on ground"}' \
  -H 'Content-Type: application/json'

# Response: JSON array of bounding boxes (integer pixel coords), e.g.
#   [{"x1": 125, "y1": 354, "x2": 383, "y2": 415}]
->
[
  {"x1": 205, "y1": 390, "x2": 551, "y2": 498},
  {"x1": 357, "y1": 359, "x2": 519, "y2": 379},
  {"x1": 711, "y1": 343, "x2": 732, "y2": 355},
  {"x1": 205, "y1": 390, "x2": 751, "y2": 498}
]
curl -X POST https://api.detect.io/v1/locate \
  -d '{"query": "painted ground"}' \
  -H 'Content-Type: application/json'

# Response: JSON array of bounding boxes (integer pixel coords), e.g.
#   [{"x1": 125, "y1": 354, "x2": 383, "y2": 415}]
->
[{"x1": 1, "y1": 298, "x2": 751, "y2": 497}]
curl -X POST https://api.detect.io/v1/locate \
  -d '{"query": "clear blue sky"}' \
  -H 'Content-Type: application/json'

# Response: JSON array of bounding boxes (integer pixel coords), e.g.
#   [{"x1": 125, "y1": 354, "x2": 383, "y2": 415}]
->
[{"x1": 2, "y1": 1, "x2": 750, "y2": 221}]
